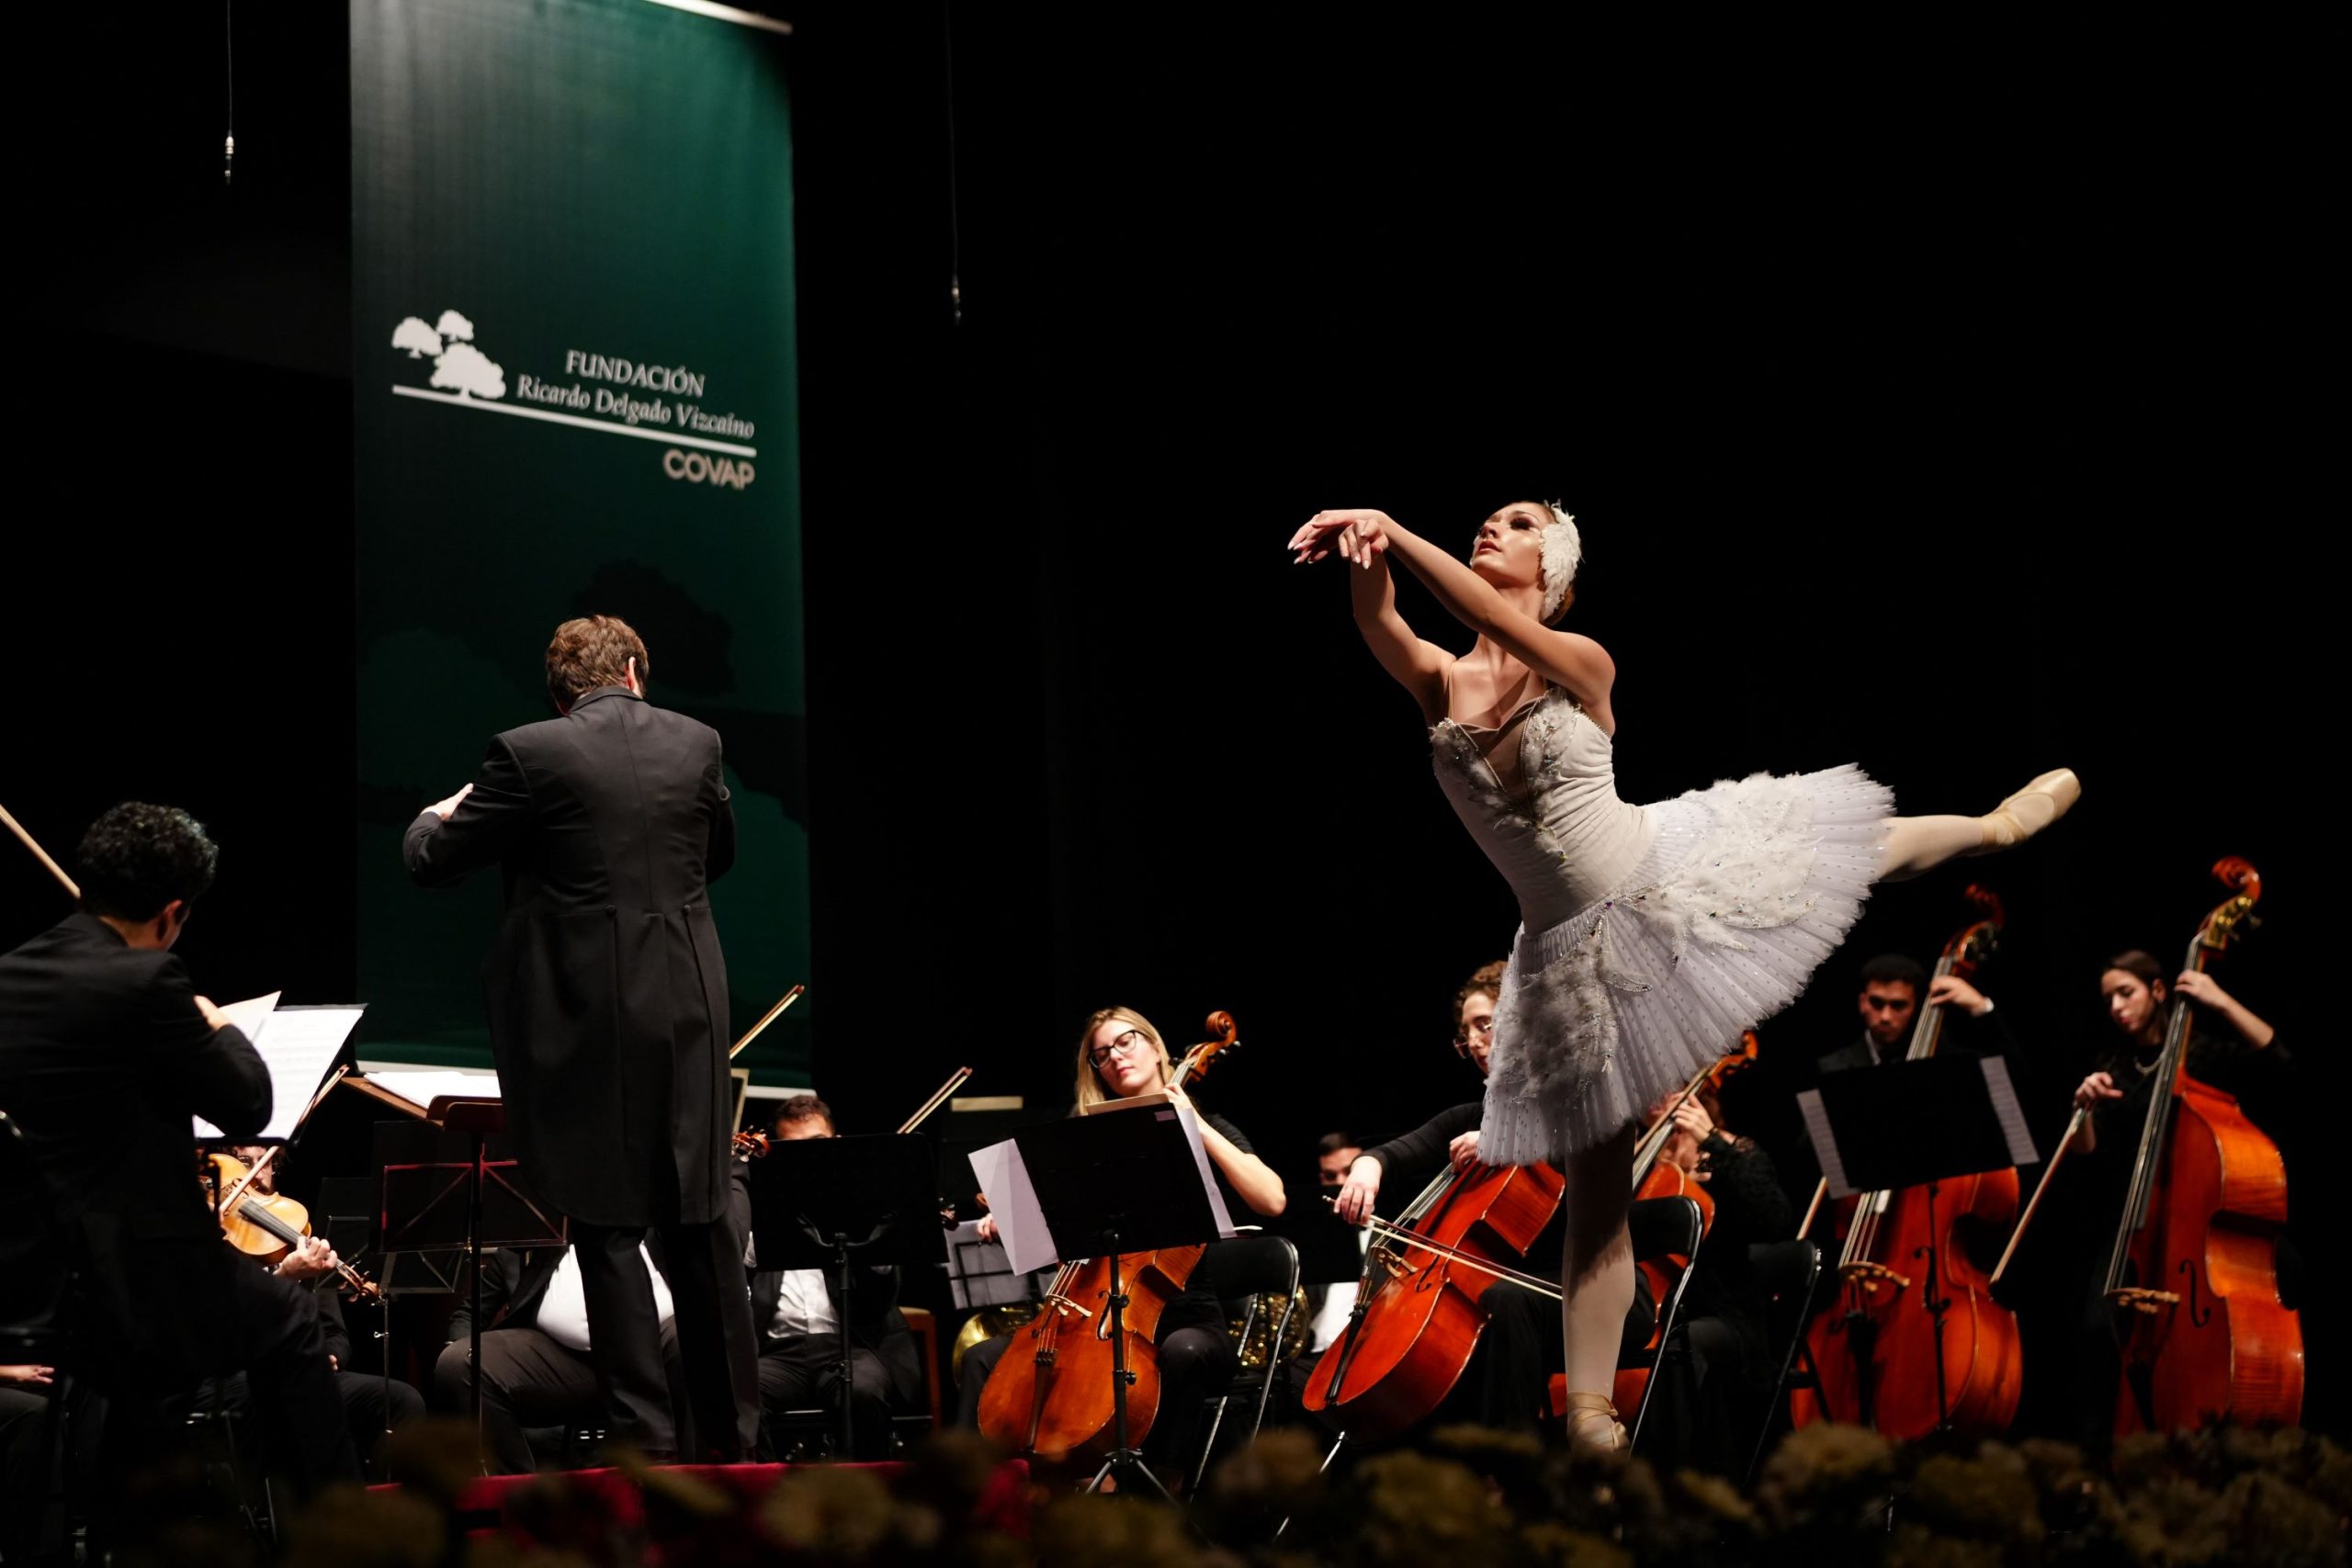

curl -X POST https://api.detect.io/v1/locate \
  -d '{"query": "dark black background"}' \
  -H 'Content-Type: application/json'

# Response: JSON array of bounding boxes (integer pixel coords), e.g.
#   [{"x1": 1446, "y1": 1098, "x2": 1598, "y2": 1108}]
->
[{"x1": 8, "y1": 7, "x2": 2324, "y2": 1433}]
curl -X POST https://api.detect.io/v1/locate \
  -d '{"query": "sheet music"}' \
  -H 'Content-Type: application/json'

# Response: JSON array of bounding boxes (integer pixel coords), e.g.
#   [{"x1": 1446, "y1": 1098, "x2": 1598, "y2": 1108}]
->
[
  {"x1": 942, "y1": 1219, "x2": 1035, "y2": 1310},
  {"x1": 1978, "y1": 1057, "x2": 2041, "y2": 1167},
  {"x1": 356, "y1": 1067, "x2": 503, "y2": 1115},
  {"x1": 213, "y1": 990, "x2": 280, "y2": 1043},
  {"x1": 1164, "y1": 1102, "x2": 1238, "y2": 1241},
  {"x1": 1794, "y1": 1088, "x2": 1852, "y2": 1199},
  {"x1": 969, "y1": 1137, "x2": 1056, "y2": 1275},
  {"x1": 196, "y1": 1004, "x2": 366, "y2": 1141}
]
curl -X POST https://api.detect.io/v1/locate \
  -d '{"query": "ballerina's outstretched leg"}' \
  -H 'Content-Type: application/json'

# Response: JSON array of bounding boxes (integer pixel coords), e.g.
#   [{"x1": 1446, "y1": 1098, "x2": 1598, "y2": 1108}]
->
[{"x1": 1878, "y1": 768, "x2": 2081, "y2": 882}]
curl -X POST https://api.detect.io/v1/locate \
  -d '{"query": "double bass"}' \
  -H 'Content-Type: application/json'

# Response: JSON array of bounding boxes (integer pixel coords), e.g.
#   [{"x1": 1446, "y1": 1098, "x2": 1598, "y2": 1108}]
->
[
  {"x1": 1796, "y1": 886, "x2": 2022, "y2": 1438},
  {"x1": 2100, "y1": 857, "x2": 2300, "y2": 1432},
  {"x1": 975, "y1": 1012, "x2": 1242, "y2": 1464}
]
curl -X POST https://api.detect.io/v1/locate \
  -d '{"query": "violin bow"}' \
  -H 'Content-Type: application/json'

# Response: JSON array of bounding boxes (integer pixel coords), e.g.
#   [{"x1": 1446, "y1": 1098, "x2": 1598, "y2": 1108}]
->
[
  {"x1": 1, "y1": 802, "x2": 80, "y2": 899},
  {"x1": 730, "y1": 984, "x2": 806, "y2": 1059},
  {"x1": 1990, "y1": 1107, "x2": 2084, "y2": 1285},
  {"x1": 897, "y1": 1066, "x2": 974, "y2": 1135},
  {"x1": 1332, "y1": 1199, "x2": 1564, "y2": 1301}
]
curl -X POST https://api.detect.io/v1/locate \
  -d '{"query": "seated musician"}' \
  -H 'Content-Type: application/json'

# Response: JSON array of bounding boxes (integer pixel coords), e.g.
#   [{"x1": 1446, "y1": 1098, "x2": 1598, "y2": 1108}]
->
[
  {"x1": 1304, "y1": 1131, "x2": 1370, "y2": 1354},
  {"x1": 431, "y1": 1241, "x2": 686, "y2": 1473},
  {"x1": 194, "y1": 1144, "x2": 426, "y2": 1473},
  {"x1": 1815, "y1": 953, "x2": 2016, "y2": 1076},
  {"x1": 0, "y1": 803, "x2": 356, "y2": 1506},
  {"x1": 956, "y1": 1007, "x2": 1286, "y2": 1483},
  {"x1": 1631, "y1": 1084, "x2": 1789, "y2": 1472},
  {"x1": 738, "y1": 1096, "x2": 922, "y2": 1461},
  {"x1": 1328, "y1": 960, "x2": 1570, "y2": 1433}
]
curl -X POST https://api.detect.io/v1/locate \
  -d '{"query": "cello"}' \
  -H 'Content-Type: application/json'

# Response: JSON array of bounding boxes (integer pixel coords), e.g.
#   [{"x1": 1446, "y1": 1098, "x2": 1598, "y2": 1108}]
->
[
  {"x1": 1299, "y1": 1103, "x2": 1566, "y2": 1439},
  {"x1": 975, "y1": 1011, "x2": 1242, "y2": 1465},
  {"x1": 1612, "y1": 1032, "x2": 1758, "y2": 1414},
  {"x1": 1795, "y1": 886, "x2": 2022, "y2": 1438},
  {"x1": 2101, "y1": 857, "x2": 2300, "y2": 1432}
]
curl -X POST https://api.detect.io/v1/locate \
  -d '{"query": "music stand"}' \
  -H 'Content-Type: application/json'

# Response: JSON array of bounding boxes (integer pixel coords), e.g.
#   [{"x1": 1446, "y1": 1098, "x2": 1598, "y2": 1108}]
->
[
  {"x1": 316, "y1": 1174, "x2": 394, "y2": 1459},
  {"x1": 1794, "y1": 1055, "x2": 2037, "y2": 1431},
  {"x1": 373, "y1": 1107, "x2": 566, "y2": 1426},
  {"x1": 995, "y1": 1102, "x2": 1235, "y2": 1503},
  {"x1": 744, "y1": 1134, "x2": 941, "y2": 1456}
]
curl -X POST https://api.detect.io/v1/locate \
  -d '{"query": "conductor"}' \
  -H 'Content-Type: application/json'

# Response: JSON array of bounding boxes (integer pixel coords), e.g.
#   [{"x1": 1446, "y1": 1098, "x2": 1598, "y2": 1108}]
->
[{"x1": 404, "y1": 614, "x2": 758, "y2": 1462}]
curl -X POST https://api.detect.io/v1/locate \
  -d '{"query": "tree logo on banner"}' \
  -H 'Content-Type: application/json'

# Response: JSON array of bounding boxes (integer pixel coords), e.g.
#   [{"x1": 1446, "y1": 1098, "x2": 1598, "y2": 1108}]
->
[{"x1": 389, "y1": 309, "x2": 507, "y2": 400}]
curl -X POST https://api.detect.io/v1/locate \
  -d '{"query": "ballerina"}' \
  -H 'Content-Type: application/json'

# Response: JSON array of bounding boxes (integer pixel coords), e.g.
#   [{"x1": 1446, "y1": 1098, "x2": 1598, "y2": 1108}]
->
[{"x1": 1286, "y1": 501, "x2": 2078, "y2": 1448}]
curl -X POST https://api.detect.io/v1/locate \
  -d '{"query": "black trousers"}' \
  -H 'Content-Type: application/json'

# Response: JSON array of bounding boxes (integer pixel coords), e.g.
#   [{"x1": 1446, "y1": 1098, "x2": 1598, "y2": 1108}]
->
[
  {"x1": 571, "y1": 1218, "x2": 761, "y2": 1461},
  {"x1": 756, "y1": 1336, "x2": 897, "y2": 1461},
  {"x1": 111, "y1": 1258, "x2": 359, "y2": 1499},
  {"x1": 432, "y1": 1323, "x2": 682, "y2": 1475},
  {"x1": 195, "y1": 1368, "x2": 426, "y2": 1474},
  {"x1": 956, "y1": 1319, "x2": 1236, "y2": 1473}
]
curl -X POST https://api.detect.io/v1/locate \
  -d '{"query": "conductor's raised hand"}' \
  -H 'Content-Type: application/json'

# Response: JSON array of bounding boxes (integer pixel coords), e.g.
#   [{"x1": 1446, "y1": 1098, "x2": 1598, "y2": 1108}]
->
[
  {"x1": 424, "y1": 783, "x2": 473, "y2": 821},
  {"x1": 1288, "y1": 510, "x2": 1396, "y2": 569}
]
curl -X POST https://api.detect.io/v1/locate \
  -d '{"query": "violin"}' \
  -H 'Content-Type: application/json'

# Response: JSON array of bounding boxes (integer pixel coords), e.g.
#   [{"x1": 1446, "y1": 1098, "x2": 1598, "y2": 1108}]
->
[
  {"x1": 2101, "y1": 857, "x2": 2299, "y2": 1433},
  {"x1": 1794, "y1": 886, "x2": 2020, "y2": 1438},
  {"x1": 974, "y1": 1011, "x2": 1241, "y2": 1464},
  {"x1": 204, "y1": 1149, "x2": 383, "y2": 1302},
  {"x1": 1613, "y1": 1032, "x2": 1758, "y2": 1413}
]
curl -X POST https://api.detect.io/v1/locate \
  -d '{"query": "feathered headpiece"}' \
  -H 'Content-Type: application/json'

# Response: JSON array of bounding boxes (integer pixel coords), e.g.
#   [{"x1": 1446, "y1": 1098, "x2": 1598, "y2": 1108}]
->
[{"x1": 1539, "y1": 501, "x2": 1581, "y2": 622}]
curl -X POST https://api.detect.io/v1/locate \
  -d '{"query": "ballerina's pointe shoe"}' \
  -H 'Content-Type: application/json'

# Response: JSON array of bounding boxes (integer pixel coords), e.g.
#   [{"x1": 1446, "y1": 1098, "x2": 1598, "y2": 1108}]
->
[
  {"x1": 1969, "y1": 768, "x2": 2082, "y2": 854},
  {"x1": 1561, "y1": 1391, "x2": 1626, "y2": 1451}
]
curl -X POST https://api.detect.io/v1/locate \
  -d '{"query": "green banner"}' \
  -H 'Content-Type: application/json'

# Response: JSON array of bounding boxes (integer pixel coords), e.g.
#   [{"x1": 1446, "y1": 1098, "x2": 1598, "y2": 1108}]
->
[{"x1": 351, "y1": 0, "x2": 808, "y2": 1084}]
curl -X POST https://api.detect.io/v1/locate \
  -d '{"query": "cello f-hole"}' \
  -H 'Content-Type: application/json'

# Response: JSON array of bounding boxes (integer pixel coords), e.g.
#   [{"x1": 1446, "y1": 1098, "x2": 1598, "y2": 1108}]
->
[{"x1": 2179, "y1": 1258, "x2": 2211, "y2": 1329}]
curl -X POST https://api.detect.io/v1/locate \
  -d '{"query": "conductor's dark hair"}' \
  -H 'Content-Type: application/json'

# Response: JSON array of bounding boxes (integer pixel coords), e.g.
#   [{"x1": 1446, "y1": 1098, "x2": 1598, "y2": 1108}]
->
[
  {"x1": 545, "y1": 614, "x2": 650, "y2": 709},
  {"x1": 74, "y1": 803, "x2": 219, "y2": 921},
  {"x1": 771, "y1": 1094, "x2": 834, "y2": 1135},
  {"x1": 1858, "y1": 953, "x2": 1928, "y2": 993}
]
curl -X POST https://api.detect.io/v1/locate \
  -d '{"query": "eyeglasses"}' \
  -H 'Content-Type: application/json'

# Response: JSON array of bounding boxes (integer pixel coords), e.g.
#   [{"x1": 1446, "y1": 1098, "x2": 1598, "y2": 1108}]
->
[
  {"x1": 1453, "y1": 1016, "x2": 1496, "y2": 1044},
  {"x1": 1088, "y1": 1029, "x2": 1151, "y2": 1067}
]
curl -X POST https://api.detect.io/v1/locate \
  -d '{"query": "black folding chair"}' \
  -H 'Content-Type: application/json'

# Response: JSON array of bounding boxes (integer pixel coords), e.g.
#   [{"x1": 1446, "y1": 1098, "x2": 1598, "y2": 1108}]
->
[
  {"x1": 1619, "y1": 1196, "x2": 1705, "y2": 1452},
  {"x1": 1742, "y1": 1237, "x2": 1822, "y2": 1483},
  {"x1": 1, "y1": 1111, "x2": 90, "y2": 1560},
  {"x1": 1190, "y1": 1235, "x2": 1301, "y2": 1491}
]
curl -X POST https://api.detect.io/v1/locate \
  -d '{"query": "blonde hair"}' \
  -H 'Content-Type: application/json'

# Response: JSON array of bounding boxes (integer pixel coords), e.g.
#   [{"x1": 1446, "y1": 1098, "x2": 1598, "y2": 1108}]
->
[{"x1": 1072, "y1": 1006, "x2": 1175, "y2": 1111}]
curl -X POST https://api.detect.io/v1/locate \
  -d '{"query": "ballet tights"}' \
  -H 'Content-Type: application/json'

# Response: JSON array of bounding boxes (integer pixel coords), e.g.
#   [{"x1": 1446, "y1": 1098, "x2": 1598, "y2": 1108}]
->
[
  {"x1": 1877, "y1": 814, "x2": 1986, "y2": 882},
  {"x1": 1560, "y1": 1123, "x2": 1637, "y2": 1434}
]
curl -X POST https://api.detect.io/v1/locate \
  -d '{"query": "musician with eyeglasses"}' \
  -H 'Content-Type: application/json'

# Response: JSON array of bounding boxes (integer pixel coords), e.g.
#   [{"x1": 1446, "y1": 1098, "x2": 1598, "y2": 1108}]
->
[
  {"x1": 953, "y1": 1008, "x2": 1285, "y2": 1483},
  {"x1": 1324, "y1": 961, "x2": 1574, "y2": 1434}
]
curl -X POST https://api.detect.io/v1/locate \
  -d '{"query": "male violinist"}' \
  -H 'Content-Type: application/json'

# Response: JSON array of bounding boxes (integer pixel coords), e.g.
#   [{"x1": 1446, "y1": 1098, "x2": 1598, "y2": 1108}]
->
[
  {"x1": 404, "y1": 615, "x2": 761, "y2": 1461},
  {"x1": 200, "y1": 1143, "x2": 427, "y2": 1472},
  {"x1": 0, "y1": 803, "x2": 356, "y2": 1501}
]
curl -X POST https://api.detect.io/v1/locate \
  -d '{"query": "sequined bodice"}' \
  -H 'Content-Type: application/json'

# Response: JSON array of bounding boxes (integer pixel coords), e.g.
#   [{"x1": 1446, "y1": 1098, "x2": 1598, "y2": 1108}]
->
[{"x1": 1430, "y1": 687, "x2": 1657, "y2": 931}]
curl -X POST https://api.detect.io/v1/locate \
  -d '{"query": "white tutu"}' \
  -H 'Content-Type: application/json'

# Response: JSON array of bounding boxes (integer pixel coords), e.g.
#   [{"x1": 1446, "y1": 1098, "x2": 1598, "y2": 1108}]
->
[{"x1": 1477, "y1": 764, "x2": 1894, "y2": 1165}]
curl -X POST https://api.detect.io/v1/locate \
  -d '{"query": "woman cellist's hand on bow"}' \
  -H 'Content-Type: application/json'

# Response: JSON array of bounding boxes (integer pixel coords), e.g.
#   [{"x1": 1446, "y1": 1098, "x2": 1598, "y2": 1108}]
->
[
  {"x1": 1288, "y1": 510, "x2": 1396, "y2": 569},
  {"x1": 1334, "y1": 1156, "x2": 1382, "y2": 1225},
  {"x1": 1447, "y1": 1130, "x2": 1487, "y2": 1172}
]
